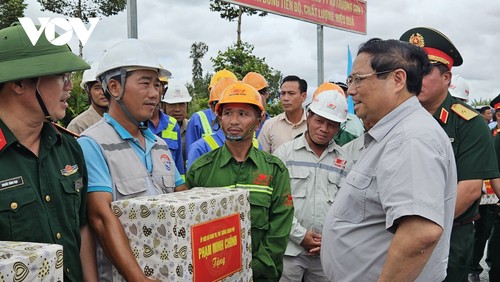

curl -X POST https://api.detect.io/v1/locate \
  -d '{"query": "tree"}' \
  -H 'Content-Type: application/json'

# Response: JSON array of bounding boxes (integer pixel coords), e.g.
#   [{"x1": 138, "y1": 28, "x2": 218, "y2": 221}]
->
[
  {"x1": 186, "y1": 42, "x2": 211, "y2": 101},
  {"x1": 37, "y1": 0, "x2": 126, "y2": 56},
  {"x1": 211, "y1": 41, "x2": 282, "y2": 105},
  {"x1": 209, "y1": 0, "x2": 267, "y2": 45},
  {"x1": 0, "y1": 0, "x2": 27, "y2": 29}
]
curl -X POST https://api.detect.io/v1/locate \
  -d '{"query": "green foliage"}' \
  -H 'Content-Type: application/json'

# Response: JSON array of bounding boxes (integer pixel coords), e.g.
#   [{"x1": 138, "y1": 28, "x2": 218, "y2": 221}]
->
[
  {"x1": 188, "y1": 97, "x2": 209, "y2": 118},
  {"x1": 190, "y1": 42, "x2": 208, "y2": 81},
  {"x1": 37, "y1": 0, "x2": 126, "y2": 21},
  {"x1": 61, "y1": 70, "x2": 89, "y2": 127},
  {"x1": 266, "y1": 99, "x2": 283, "y2": 118},
  {"x1": 211, "y1": 41, "x2": 283, "y2": 101},
  {"x1": 470, "y1": 98, "x2": 491, "y2": 108},
  {"x1": 186, "y1": 42, "x2": 210, "y2": 102},
  {"x1": 209, "y1": 0, "x2": 267, "y2": 21},
  {"x1": 0, "y1": 0, "x2": 27, "y2": 29}
]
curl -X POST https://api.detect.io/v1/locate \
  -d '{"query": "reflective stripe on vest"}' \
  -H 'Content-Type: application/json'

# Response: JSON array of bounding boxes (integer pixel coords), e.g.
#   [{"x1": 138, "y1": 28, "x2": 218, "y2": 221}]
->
[
  {"x1": 226, "y1": 184, "x2": 273, "y2": 195},
  {"x1": 203, "y1": 134, "x2": 260, "y2": 151},
  {"x1": 161, "y1": 116, "x2": 178, "y2": 140},
  {"x1": 204, "y1": 135, "x2": 219, "y2": 150},
  {"x1": 198, "y1": 111, "x2": 213, "y2": 137}
]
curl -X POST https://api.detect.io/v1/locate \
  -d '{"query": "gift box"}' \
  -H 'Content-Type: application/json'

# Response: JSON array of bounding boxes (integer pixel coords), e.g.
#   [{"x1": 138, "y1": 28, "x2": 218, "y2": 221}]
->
[
  {"x1": 480, "y1": 179, "x2": 499, "y2": 205},
  {"x1": 0, "y1": 241, "x2": 63, "y2": 281},
  {"x1": 111, "y1": 187, "x2": 253, "y2": 281}
]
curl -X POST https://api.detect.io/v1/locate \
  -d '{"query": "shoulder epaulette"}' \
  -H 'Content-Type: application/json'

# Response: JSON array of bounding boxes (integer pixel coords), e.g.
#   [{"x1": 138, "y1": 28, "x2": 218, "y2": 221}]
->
[
  {"x1": 451, "y1": 104, "x2": 478, "y2": 121},
  {"x1": 51, "y1": 122, "x2": 80, "y2": 138},
  {"x1": 262, "y1": 151, "x2": 287, "y2": 171}
]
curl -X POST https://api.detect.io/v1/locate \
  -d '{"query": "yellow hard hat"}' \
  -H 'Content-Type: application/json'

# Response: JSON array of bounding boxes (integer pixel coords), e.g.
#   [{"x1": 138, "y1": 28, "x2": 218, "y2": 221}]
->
[
  {"x1": 208, "y1": 69, "x2": 238, "y2": 90},
  {"x1": 242, "y1": 72, "x2": 268, "y2": 91},
  {"x1": 209, "y1": 77, "x2": 238, "y2": 105},
  {"x1": 313, "y1": 82, "x2": 346, "y2": 99},
  {"x1": 215, "y1": 82, "x2": 264, "y2": 115}
]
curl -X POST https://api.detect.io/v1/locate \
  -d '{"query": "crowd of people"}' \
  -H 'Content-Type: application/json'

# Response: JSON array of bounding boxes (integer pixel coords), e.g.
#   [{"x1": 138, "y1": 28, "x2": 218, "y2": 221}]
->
[{"x1": 1, "y1": 21, "x2": 500, "y2": 282}]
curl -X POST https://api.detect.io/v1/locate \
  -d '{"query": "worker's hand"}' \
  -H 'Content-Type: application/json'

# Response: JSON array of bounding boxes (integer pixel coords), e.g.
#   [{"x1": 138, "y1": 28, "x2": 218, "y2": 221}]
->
[{"x1": 300, "y1": 230, "x2": 322, "y2": 255}]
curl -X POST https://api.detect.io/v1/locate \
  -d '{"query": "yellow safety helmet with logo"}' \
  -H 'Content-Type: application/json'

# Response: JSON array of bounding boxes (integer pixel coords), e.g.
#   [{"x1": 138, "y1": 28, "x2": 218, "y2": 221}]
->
[
  {"x1": 242, "y1": 72, "x2": 268, "y2": 91},
  {"x1": 209, "y1": 77, "x2": 238, "y2": 105},
  {"x1": 208, "y1": 69, "x2": 238, "y2": 90},
  {"x1": 313, "y1": 82, "x2": 346, "y2": 99},
  {"x1": 215, "y1": 81, "x2": 264, "y2": 116}
]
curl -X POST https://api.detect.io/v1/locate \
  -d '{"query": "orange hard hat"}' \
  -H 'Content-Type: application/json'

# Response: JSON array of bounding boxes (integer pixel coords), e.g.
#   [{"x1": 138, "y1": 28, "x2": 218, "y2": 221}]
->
[
  {"x1": 209, "y1": 77, "x2": 238, "y2": 105},
  {"x1": 313, "y1": 82, "x2": 346, "y2": 99},
  {"x1": 208, "y1": 69, "x2": 238, "y2": 90},
  {"x1": 242, "y1": 72, "x2": 268, "y2": 91},
  {"x1": 215, "y1": 82, "x2": 264, "y2": 115}
]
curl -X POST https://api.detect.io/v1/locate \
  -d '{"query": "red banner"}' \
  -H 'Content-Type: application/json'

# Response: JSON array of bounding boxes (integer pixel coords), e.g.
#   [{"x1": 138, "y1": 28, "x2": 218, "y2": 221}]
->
[
  {"x1": 191, "y1": 213, "x2": 242, "y2": 282},
  {"x1": 224, "y1": 0, "x2": 366, "y2": 34}
]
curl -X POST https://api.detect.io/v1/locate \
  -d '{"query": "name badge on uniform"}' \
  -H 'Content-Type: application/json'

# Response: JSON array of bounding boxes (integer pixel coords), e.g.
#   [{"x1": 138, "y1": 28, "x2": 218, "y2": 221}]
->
[{"x1": 0, "y1": 176, "x2": 24, "y2": 190}]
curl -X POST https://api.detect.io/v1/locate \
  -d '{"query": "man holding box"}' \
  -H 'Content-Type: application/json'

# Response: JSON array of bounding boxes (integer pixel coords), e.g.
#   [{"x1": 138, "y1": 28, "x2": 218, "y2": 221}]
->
[
  {"x1": 78, "y1": 39, "x2": 186, "y2": 281},
  {"x1": 186, "y1": 81, "x2": 294, "y2": 281}
]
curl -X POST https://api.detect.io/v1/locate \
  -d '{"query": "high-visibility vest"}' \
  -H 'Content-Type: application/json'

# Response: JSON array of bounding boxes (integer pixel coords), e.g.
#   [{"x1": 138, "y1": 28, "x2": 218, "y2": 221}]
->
[
  {"x1": 198, "y1": 111, "x2": 214, "y2": 137},
  {"x1": 161, "y1": 116, "x2": 178, "y2": 140}
]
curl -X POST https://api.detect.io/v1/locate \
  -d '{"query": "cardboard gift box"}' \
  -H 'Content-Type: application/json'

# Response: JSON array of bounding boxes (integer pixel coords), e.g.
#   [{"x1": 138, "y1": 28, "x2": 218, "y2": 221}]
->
[
  {"x1": 0, "y1": 241, "x2": 63, "y2": 281},
  {"x1": 111, "y1": 187, "x2": 253, "y2": 281}
]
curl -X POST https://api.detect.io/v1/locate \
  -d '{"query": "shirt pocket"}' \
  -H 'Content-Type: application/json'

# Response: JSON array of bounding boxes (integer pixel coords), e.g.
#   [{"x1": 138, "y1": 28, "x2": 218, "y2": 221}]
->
[
  {"x1": 115, "y1": 178, "x2": 148, "y2": 199},
  {"x1": 289, "y1": 169, "x2": 309, "y2": 199},
  {"x1": 152, "y1": 175, "x2": 175, "y2": 194},
  {"x1": 331, "y1": 170, "x2": 372, "y2": 223},
  {"x1": 248, "y1": 191, "x2": 271, "y2": 231},
  {"x1": 60, "y1": 176, "x2": 83, "y2": 226},
  {"x1": 327, "y1": 173, "x2": 342, "y2": 204},
  {"x1": 0, "y1": 185, "x2": 41, "y2": 238}
]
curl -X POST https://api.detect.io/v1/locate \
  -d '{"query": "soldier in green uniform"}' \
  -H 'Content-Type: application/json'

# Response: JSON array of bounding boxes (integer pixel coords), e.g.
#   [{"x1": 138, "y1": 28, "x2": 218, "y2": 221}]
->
[
  {"x1": 400, "y1": 27, "x2": 500, "y2": 282},
  {"x1": 0, "y1": 24, "x2": 96, "y2": 281},
  {"x1": 186, "y1": 81, "x2": 294, "y2": 281}
]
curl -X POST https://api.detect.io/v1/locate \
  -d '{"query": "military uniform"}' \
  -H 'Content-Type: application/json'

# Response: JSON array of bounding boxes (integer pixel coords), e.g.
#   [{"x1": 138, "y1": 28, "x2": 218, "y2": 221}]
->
[
  {"x1": 488, "y1": 133, "x2": 500, "y2": 281},
  {"x1": 434, "y1": 94, "x2": 499, "y2": 281},
  {"x1": 186, "y1": 144, "x2": 294, "y2": 281},
  {"x1": 401, "y1": 27, "x2": 500, "y2": 282},
  {"x1": 0, "y1": 121, "x2": 88, "y2": 282}
]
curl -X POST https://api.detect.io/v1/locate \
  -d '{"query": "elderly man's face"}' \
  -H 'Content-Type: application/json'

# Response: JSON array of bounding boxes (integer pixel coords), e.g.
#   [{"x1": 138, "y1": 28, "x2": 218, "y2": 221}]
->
[{"x1": 347, "y1": 52, "x2": 394, "y2": 127}]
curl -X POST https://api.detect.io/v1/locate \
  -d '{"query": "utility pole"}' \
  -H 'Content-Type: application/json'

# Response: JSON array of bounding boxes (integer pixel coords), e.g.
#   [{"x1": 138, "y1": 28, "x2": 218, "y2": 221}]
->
[{"x1": 127, "y1": 0, "x2": 138, "y2": 38}]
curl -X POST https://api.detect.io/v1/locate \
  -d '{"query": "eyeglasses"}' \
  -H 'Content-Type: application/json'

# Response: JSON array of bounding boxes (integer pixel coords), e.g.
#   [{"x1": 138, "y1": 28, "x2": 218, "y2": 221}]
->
[
  {"x1": 52, "y1": 72, "x2": 72, "y2": 87},
  {"x1": 346, "y1": 70, "x2": 394, "y2": 88}
]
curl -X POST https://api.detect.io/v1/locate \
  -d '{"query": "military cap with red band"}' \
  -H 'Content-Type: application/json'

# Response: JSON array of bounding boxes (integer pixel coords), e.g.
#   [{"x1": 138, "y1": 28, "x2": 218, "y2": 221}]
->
[{"x1": 400, "y1": 27, "x2": 463, "y2": 70}]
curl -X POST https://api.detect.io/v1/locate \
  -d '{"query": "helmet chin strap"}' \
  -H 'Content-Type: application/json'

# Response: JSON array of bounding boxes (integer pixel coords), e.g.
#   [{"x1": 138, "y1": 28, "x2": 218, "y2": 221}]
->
[
  {"x1": 35, "y1": 78, "x2": 54, "y2": 122},
  {"x1": 114, "y1": 68, "x2": 148, "y2": 131}
]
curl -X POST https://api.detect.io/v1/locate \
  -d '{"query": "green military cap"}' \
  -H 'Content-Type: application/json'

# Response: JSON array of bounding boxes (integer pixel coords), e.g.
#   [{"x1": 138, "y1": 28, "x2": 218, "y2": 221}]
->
[
  {"x1": 400, "y1": 27, "x2": 462, "y2": 70},
  {"x1": 0, "y1": 23, "x2": 89, "y2": 84}
]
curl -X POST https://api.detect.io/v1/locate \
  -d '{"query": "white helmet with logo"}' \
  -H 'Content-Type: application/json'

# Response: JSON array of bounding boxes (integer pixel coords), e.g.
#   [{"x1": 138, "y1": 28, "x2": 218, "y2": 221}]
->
[
  {"x1": 80, "y1": 62, "x2": 99, "y2": 89},
  {"x1": 449, "y1": 74, "x2": 470, "y2": 102},
  {"x1": 162, "y1": 80, "x2": 192, "y2": 104},
  {"x1": 96, "y1": 38, "x2": 171, "y2": 93},
  {"x1": 308, "y1": 89, "x2": 347, "y2": 123}
]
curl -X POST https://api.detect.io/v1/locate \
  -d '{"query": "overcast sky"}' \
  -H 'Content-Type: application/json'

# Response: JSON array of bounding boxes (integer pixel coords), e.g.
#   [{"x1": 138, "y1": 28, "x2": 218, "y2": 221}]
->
[{"x1": 23, "y1": 0, "x2": 500, "y2": 102}]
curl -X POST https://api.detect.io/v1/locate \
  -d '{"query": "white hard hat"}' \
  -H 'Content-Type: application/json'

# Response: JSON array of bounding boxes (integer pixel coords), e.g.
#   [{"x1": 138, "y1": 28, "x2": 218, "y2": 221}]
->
[
  {"x1": 162, "y1": 80, "x2": 192, "y2": 104},
  {"x1": 449, "y1": 74, "x2": 470, "y2": 101},
  {"x1": 308, "y1": 89, "x2": 347, "y2": 123},
  {"x1": 96, "y1": 38, "x2": 171, "y2": 83},
  {"x1": 80, "y1": 62, "x2": 99, "y2": 89}
]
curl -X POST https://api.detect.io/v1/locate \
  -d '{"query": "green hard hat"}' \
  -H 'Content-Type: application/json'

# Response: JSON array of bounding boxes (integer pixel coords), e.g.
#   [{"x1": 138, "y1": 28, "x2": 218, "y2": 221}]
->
[{"x1": 0, "y1": 23, "x2": 90, "y2": 84}]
